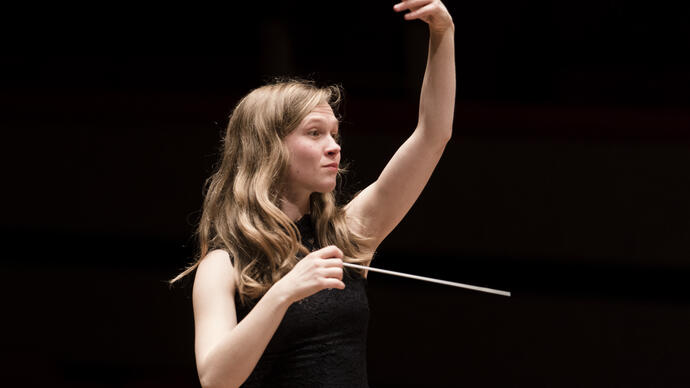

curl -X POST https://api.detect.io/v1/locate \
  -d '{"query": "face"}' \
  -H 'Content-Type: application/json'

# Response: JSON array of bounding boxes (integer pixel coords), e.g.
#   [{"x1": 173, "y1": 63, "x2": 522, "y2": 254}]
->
[{"x1": 283, "y1": 103, "x2": 341, "y2": 196}]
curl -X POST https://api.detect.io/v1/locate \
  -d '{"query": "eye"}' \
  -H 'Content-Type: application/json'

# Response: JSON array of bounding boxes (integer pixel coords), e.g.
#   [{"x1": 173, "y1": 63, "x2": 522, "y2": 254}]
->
[
  {"x1": 308, "y1": 129, "x2": 320, "y2": 137},
  {"x1": 332, "y1": 133, "x2": 341, "y2": 143}
]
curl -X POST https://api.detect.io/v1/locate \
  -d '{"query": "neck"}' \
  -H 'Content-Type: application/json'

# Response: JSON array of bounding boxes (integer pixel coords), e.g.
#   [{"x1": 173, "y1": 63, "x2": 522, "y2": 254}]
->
[{"x1": 280, "y1": 190, "x2": 311, "y2": 222}]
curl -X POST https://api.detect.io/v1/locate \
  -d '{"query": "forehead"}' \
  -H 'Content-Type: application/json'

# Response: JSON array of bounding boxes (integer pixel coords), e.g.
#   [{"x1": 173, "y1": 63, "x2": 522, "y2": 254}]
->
[{"x1": 301, "y1": 103, "x2": 338, "y2": 127}]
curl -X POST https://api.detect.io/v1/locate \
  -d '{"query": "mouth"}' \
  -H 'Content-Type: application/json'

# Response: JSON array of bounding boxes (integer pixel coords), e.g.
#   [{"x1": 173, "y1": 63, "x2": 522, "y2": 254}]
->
[{"x1": 323, "y1": 163, "x2": 339, "y2": 170}]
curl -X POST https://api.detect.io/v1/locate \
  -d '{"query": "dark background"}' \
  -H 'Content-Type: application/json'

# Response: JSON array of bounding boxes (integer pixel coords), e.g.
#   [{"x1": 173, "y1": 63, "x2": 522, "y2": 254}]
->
[{"x1": 2, "y1": 1, "x2": 690, "y2": 387}]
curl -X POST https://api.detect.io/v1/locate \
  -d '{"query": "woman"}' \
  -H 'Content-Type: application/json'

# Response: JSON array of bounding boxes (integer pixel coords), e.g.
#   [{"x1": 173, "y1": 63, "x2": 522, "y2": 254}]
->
[{"x1": 173, "y1": 1, "x2": 455, "y2": 386}]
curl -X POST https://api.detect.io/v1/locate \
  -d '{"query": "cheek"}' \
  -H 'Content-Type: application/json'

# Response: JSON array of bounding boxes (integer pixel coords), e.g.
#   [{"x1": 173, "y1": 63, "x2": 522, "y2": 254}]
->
[
  {"x1": 303, "y1": 142, "x2": 321, "y2": 159},
  {"x1": 290, "y1": 143, "x2": 319, "y2": 172}
]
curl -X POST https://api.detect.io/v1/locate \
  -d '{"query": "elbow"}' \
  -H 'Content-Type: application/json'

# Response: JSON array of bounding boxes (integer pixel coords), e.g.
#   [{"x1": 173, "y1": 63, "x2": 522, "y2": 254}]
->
[
  {"x1": 442, "y1": 122, "x2": 453, "y2": 143},
  {"x1": 416, "y1": 123, "x2": 452, "y2": 146},
  {"x1": 434, "y1": 129, "x2": 453, "y2": 149},
  {"x1": 198, "y1": 367, "x2": 242, "y2": 388},
  {"x1": 198, "y1": 375, "x2": 216, "y2": 388},
  {"x1": 199, "y1": 378, "x2": 240, "y2": 388},
  {"x1": 198, "y1": 370, "x2": 220, "y2": 388},
  {"x1": 441, "y1": 128, "x2": 452, "y2": 144}
]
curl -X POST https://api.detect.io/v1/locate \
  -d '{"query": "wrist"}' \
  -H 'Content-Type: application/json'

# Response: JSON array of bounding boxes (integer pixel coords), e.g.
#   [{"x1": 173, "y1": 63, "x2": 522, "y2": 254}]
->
[
  {"x1": 429, "y1": 21, "x2": 455, "y2": 36},
  {"x1": 266, "y1": 280, "x2": 294, "y2": 308}
]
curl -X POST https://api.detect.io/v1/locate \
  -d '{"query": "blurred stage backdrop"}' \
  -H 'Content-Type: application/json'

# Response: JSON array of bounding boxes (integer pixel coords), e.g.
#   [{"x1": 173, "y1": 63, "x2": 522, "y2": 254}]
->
[{"x1": 2, "y1": 1, "x2": 689, "y2": 387}]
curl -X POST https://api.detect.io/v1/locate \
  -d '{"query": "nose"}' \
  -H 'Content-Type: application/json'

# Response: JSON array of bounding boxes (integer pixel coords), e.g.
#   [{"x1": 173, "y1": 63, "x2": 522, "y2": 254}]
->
[{"x1": 326, "y1": 135, "x2": 341, "y2": 156}]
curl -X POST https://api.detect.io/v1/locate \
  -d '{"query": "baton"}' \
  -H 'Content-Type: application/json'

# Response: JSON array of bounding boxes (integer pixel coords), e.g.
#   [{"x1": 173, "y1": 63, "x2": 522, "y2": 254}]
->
[{"x1": 342, "y1": 262, "x2": 511, "y2": 297}]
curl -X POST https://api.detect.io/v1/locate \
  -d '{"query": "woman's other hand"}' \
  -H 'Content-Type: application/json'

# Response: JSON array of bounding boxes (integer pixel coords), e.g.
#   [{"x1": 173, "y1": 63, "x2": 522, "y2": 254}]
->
[
  {"x1": 274, "y1": 245, "x2": 345, "y2": 304},
  {"x1": 394, "y1": 0, "x2": 454, "y2": 33}
]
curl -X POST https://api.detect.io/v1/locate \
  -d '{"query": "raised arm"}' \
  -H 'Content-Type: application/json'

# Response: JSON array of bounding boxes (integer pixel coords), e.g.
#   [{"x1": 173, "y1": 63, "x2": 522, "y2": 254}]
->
[{"x1": 345, "y1": 0, "x2": 455, "y2": 250}]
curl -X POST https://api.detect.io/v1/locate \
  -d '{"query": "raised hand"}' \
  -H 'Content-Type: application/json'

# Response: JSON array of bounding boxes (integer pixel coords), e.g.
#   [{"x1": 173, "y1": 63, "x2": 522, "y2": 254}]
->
[
  {"x1": 274, "y1": 245, "x2": 345, "y2": 304},
  {"x1": 393, "y1": 0, "x2": 454, "y2": 33}
]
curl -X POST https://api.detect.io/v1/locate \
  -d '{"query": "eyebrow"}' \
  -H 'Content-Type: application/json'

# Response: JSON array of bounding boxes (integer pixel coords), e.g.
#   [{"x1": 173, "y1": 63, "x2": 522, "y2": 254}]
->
[{"x1": 304, "y1": 117, "x2": 339, "y2": 131}]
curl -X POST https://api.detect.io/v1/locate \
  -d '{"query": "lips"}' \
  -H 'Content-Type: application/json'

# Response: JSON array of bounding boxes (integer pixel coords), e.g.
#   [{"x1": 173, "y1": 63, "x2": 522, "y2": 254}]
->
[{"x1": 324, "y1": 163, "x2": 338, "y2": 168}]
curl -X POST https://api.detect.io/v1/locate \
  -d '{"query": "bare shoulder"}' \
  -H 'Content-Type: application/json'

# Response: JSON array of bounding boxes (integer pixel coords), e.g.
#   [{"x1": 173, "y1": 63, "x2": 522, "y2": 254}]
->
[
  {"x1": 192, "y1": 248, "x2": 237, "y2": 325},
  {"x1": 198, "y1": 249, "x2": 235, "y2": 274},
  {"x1": 193, "y1": 249, "x2": 237, "y2": 297},
  {"x1": 193, "y1": 249, "x2": 239, "y2": 363}
]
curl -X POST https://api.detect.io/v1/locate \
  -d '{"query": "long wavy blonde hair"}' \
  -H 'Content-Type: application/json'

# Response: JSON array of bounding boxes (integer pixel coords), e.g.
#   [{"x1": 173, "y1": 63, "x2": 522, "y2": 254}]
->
[{"x1": 170, "y1": 79, "x2": 372, "y2": 304}]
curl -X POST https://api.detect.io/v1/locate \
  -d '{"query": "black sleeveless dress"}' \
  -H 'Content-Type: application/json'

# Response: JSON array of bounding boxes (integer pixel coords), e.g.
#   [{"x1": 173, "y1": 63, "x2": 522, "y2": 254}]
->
[{"x1": 235, "y1": 216, "x2": 370, "y2": 387}]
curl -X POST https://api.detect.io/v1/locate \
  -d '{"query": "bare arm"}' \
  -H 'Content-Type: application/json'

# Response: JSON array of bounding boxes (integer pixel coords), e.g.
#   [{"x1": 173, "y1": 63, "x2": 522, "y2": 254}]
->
[
  {"x1": 345, "y1": 0, "x2": 455, "y2": 250},
  {"x1": 194, "y1": 247, "x2": 345, "y2": 388}
]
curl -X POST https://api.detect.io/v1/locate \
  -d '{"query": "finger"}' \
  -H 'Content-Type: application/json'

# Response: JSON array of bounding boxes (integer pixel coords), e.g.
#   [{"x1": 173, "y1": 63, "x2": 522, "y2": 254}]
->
[
  {"x1": 405, "y1": 2, "x2": 436, "y2": 20},
  {"x1": 323, "y1": 278, "x2": 346, "y2": 290},
  {"x1": 315, "y1": 245, "x2": 343, "y2": 259},
  {"x1": 393, "y1": 0, "x2": 431, "y2": 12},
  {"x1": 322, "y1": 258, "x2": 344, "y2": 268},
  {"x1": 321, "y1": 267, "x2": 343, "y2": 279}
]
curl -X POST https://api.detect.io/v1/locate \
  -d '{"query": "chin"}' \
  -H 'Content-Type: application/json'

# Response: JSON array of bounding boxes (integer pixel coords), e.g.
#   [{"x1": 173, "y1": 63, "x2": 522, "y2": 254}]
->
[{"x1": 315, "y1": 182, "x2": 337, "y2": 193}]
